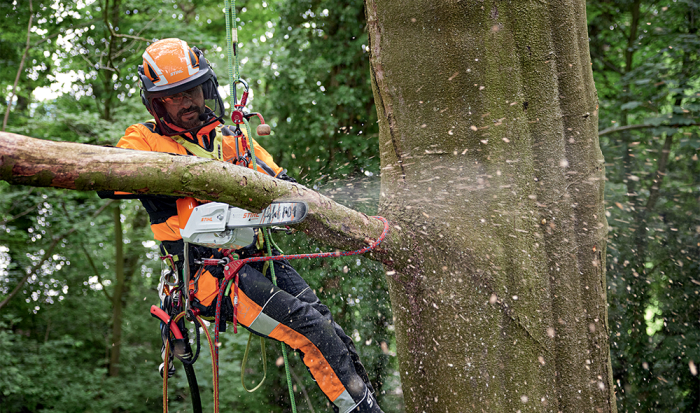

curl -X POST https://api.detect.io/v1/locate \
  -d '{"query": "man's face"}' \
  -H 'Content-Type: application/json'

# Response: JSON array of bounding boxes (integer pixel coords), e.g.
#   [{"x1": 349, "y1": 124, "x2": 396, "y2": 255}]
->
[{"x1": 161, "y1": 85, "x2": 205, "y2": 129}]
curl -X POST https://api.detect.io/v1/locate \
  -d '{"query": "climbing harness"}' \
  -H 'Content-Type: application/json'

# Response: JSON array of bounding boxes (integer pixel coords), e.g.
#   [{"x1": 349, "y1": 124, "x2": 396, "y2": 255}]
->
[{"x1": 153, "y1": 216, "x2": 390, "y2": 412}]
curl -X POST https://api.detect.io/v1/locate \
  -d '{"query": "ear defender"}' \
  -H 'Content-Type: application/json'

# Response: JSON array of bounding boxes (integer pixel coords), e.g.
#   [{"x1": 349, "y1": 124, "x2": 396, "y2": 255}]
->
[
  {"x1": 140, "y1": 89, "x2": 151, "y2": 113},
  {"x1": 151, "y1": 98, "x2": 168, "y2": 119},
  {"x1": 201, "y1": 79, "x2": 217, "y2": 100},
  {"x1": 138, "y1": 65, "x2": 154, "y2": 114}
]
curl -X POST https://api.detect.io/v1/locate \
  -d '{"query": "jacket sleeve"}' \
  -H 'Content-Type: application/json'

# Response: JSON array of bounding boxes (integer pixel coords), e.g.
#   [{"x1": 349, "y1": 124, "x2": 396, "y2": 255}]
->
[{"x1": 116, "y1": 124, "x2": 153, "y2": 151}]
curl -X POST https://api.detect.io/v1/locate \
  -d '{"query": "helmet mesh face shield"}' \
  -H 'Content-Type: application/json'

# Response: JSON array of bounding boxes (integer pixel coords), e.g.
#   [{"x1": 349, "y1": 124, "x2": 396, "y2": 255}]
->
[{"x1": 139, "y1": 38, "x2": 225, "y2": 136}]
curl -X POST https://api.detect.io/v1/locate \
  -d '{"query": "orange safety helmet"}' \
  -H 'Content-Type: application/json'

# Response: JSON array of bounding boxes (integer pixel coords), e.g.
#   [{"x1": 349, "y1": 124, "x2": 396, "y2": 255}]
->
[{"x1": 138, "y1": 38, "x2": 224, "y2": 136}]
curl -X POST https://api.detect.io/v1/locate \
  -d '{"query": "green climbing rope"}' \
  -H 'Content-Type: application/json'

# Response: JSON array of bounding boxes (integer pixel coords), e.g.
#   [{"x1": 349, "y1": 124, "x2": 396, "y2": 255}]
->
[
  {"x1": 223, "y1": 0, "x2": 292, "y2": 409},
  {"x1": 223, "y1": 0, "x2": 238, "y2": 108},
  {"x1": 224, "y1": 0, "x2": 257, "y2": 172},
  {"x1": 265, "y1": 228, "x2": 298, "y2": 413},
  {"x1": 241, "y1": 332, "x2": 267, "y2": 393}
]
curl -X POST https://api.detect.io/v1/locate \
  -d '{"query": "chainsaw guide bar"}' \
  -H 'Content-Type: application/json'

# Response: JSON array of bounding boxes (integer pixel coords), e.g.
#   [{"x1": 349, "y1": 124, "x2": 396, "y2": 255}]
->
[
  {"x1": 180, "y1": 201, "x2": 308, "y2": 249},
  {"x1": 226, "y1": 201, "x2": 308, "y2": 228}
]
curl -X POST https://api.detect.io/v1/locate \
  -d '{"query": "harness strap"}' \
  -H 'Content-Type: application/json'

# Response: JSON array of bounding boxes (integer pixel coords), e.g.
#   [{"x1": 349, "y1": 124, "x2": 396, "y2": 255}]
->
[
  {"x1": 143, "y1": 119, "x2": 255, "y2": 165},
  {"x1": 169, "y1": 129, "x2": 225, "y2": 161}
]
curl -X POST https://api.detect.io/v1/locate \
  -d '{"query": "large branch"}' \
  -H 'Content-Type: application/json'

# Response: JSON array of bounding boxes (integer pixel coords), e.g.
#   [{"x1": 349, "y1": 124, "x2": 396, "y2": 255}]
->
[{"x1": 0, "y1": 132, "x2": 388, "y2": 254}]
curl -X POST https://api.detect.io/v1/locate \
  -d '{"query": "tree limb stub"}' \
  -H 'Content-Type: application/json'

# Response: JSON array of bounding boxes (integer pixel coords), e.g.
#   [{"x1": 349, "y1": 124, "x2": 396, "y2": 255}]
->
[
  {"x1": 0, "y1": 132, "x2": 388, "y2": 253},
  {"x1": 598, "y1": 122, "x2": 700, "y2": 136}
]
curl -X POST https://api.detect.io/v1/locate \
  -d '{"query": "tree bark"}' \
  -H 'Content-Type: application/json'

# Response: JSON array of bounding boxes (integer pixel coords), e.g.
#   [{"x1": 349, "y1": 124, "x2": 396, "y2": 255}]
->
[{"x1": 366, "y1": 0, "x2": 614, "y2": 412}]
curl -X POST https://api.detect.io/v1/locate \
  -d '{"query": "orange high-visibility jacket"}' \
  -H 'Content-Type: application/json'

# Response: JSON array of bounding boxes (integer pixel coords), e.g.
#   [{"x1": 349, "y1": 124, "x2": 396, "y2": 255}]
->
[{"x1": 104, "y1": 119, "x2": 292, "y2": 241}]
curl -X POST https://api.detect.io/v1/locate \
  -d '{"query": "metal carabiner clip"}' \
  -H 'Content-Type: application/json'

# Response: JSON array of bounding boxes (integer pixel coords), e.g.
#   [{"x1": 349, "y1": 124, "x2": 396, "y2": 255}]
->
[
  {"x1": 158, "y1": 255, "x2": 180, "y2": 304},
  {"x1": 233, "y1": 79, "x2": 249, "y2": 107},
  {"x1": 231, "y1": 79, "x2": 250, "y2": 125}
]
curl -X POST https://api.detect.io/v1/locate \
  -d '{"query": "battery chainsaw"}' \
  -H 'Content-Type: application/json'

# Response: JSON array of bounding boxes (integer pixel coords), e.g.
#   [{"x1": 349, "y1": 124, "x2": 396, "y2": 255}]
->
[{"x1": 173, "y1": 200, "x2": 308, "y2": 314}]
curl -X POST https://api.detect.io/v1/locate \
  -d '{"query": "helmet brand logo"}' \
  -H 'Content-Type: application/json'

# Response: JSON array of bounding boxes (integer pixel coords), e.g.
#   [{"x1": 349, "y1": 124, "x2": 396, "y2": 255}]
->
[{"x1": 171, "y1": 69, "x2": 183, "y2": 76}]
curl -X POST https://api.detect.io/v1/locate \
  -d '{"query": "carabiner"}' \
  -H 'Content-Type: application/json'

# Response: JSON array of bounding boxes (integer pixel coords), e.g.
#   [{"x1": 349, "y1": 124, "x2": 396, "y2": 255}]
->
[{"x1": 231, "y1": 79, "x2": 250, "y2": 125}]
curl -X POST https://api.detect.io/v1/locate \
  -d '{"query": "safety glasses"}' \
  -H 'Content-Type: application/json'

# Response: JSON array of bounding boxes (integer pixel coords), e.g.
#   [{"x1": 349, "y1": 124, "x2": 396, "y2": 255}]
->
[{"x1": 161, "y1": 85, "x2": 203, "y2": 105}]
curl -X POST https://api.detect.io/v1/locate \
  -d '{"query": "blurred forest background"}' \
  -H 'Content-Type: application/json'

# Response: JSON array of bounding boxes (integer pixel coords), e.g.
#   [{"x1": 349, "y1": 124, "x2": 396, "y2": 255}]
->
[{"x1": 0, "y1": 0, "x2": 698, "y2": 412}]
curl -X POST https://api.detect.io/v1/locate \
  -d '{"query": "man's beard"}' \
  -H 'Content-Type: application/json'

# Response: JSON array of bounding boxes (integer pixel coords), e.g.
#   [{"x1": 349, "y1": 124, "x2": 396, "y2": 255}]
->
[{"x1": 175, "y1": 104, "x2": 205, "y2": 129}]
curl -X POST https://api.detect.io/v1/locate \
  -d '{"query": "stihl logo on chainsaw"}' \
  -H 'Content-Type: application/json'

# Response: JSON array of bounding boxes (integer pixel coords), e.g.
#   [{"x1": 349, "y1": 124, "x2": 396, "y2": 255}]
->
[
  {"x1": 243, "y1": 212, "x2": 260, "y2": 219},
  {"x1": 201, "y1": 217, "x2": 213, "y2": 222}
]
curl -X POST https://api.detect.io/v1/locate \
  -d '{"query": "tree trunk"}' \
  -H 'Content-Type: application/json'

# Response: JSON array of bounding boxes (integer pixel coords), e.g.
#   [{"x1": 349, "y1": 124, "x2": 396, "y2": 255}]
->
[
  {"x1": 106, "y1": 201, "x2": 143, "y2": 378},
  {"x1": 366, "y1": 0, "x2": 614, "y2": 412}
]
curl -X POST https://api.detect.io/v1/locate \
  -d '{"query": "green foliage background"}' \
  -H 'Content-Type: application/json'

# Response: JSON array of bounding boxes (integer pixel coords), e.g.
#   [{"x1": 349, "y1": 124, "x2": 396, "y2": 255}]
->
[
  {"x1": 0, "y1": 0, "x2": 698, "y2": 412},
  {"x1": 588, "y1": 1, "x2": 700, "y2": 411}
]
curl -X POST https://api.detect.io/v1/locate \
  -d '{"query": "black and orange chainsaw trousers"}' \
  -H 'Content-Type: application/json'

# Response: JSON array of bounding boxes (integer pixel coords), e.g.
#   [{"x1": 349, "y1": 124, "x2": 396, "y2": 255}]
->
[{"x1": 163, "y1": 242, "x2": 383, "y2": 413}]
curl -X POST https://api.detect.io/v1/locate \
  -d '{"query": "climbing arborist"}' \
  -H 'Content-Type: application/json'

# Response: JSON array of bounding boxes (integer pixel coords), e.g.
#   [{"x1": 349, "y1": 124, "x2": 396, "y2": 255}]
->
[{"x1": 98, "y1": 38, "x2": 382, "y2": 413}]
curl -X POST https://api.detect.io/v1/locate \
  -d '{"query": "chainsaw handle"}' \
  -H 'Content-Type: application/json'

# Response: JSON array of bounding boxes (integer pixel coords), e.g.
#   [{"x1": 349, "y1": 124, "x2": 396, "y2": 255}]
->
[
  {"x1": 177, "y1": 197, "x2": 197, "y2": 230},
  {"x1": 150, "y1": 305, "x2": 184, "y2": 340}
]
